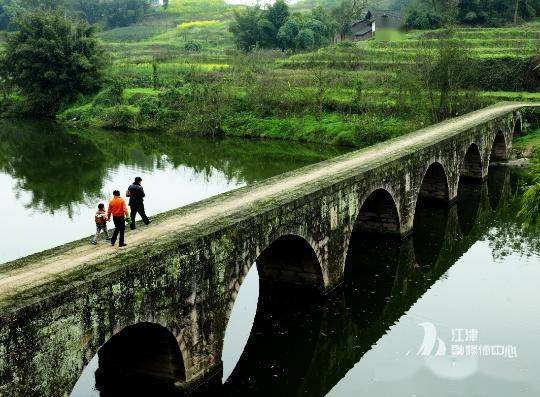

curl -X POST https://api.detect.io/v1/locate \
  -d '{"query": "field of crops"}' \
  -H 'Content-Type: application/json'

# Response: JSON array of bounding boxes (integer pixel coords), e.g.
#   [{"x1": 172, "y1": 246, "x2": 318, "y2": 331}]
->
[
  {"x1": 99, "y1": 0, "x2": 539, "y2": 88},
  {"x1": 66, "y1": 0, "x2": 538, "y2": 146}
]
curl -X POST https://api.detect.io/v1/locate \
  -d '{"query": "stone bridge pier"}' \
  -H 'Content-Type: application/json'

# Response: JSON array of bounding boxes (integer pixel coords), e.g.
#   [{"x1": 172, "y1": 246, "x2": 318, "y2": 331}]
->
[{"x1": 0, "y1": 103, "x2": 534, "y2": 396}]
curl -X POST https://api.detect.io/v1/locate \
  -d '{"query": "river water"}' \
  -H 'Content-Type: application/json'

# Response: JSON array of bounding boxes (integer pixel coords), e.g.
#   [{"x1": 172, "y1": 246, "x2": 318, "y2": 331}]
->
[
  {"x1": 2, "y1": 122, "x2": 540, "y2": 396},
  {"x1": 0, "y1": 120, "x2": 348, "y2": 264},
  {"x1": 208, "y1": 170, "x2": 540, "y2": 397}
]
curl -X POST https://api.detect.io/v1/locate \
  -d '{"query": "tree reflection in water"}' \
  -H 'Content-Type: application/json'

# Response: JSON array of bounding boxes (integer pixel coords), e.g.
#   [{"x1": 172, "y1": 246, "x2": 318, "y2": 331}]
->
[{"x1": 0, "y1": 119, "x2": 348, "y2": 217}]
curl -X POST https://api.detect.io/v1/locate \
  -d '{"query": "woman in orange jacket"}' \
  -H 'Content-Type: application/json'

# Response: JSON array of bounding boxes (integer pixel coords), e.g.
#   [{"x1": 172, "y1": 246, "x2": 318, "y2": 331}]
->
[{"x1": 107, "y1": 190, "x2": 130, "y2": 247}]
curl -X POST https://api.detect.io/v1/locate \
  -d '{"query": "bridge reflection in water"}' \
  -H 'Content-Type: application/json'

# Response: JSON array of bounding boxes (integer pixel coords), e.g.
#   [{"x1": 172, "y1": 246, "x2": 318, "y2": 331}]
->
[{"x1": 71, "y1": 164, "x2": 525, "y2": 396}]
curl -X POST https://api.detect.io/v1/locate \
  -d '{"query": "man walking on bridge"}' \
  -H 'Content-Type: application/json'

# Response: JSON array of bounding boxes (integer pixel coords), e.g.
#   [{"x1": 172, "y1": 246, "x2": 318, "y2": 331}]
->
[
  {"x1": 108, "y1": 190, "x2": 129, "y2": 247},
  {"x1": 127, "y1": 176, "x2": 151, "y2": 230}
]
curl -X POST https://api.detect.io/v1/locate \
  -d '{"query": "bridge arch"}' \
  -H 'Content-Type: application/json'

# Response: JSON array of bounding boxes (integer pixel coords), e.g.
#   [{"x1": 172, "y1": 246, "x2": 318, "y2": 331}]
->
[
  {"x1": 91, "y1": 322, "x2": 186, "y2": 395},
  {"x1": 344, "y1": 188, "x2": 401, "y2": 278},
  {"x1": 460, "y1": 143, "x2": 483, "y2": 181},
  {"x1": 221, "y1": 234, "x2": 323, "y2": 383},
  {"x1": 417, "y1": 162, "x2": 450, "y2": 203},
  {"x1": 343, "y1": 188, "x2": 401, "y2": 275},
  {"x1": 353, "y1": 188, "x2": 402, "y2": 236},
  {"x1": 256, "y1": 234, "x2": 324, "y2": 289},
  {"x1": 513, "y1": 117, "x2": 522, "y2": 137},
  {"x1": 490, "y1": 130, "x2": 508, "y2": 163}
]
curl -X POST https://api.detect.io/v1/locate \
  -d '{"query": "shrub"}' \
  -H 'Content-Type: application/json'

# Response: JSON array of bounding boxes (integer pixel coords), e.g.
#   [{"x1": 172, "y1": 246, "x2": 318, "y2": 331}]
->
[
  {"x1": 406, "y1": 9, "x2": 443, "y2": 30},
  {"x1": 100, "y1": 105, "x2": 138, "y2": 129},
  {"x1": 463, "y1": 57, "x2": 537, "y2": 91},
  {"x1": 127, "y1": 92, "x2": 149, "y2": 106},
  {"x1": 136, "y1": 96, "x2": 178, "y2": 127},
  {"x1": 58, "y1": 104, "x2": 99, "y2": 125},
  {"x1": 519, "y1": 166, "x2": 540, "y2": 228},
  {"x1": 137, "y1": 96, "x2": 162, "y2": 123},
  {"x1": 184, "y1": 41, "x2": 203, "y2": 52},
  {"x1": 296, "y1": 29, "x2": 316, "y2": 50},
  {"x1": 92, "y1": 81, "x2": 125, "y2": 107},
  {"x1": 158, "y1": 86, "x2": 190, "y2": 109}
]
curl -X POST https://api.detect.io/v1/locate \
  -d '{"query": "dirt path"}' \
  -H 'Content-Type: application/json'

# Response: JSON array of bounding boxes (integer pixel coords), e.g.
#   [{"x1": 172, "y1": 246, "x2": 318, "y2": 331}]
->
[{"x1": 0, "y1": 103, "x2": 533, "y2": 302}]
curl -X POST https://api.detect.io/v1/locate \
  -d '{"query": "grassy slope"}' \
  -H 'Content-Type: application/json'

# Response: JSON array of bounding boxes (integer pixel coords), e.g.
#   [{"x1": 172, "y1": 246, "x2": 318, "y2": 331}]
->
[
  {"x1": 61, "y1": 3, "x2": 540, "y2": 149},
  {"x1": 514, "y1": 127, "x2": 540, "y2": 158}
]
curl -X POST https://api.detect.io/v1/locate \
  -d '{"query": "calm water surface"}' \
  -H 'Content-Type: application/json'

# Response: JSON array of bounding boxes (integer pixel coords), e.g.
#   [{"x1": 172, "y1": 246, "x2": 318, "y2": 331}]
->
[
  {"x1": 0, "y1": 120, "x2": 348, "y2": 263},
  {"x1": 213, "y1": 170, "x2": 540, "y2": 397}
]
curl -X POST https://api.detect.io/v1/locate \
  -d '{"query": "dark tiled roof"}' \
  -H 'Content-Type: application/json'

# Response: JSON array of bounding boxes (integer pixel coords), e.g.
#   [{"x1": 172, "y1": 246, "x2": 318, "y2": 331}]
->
[{"x1": 351, "y1": 19, "x2": 372, "y2": 36}]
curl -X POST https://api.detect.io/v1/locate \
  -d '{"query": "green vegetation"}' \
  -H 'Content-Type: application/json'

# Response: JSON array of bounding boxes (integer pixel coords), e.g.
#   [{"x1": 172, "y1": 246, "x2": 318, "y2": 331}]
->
[
  {"x1": 519, "y1": 166, "x2": 540, "y2": 227},
  {"x1": 0, "y1": 10, "x2": 104, "y2": 115},
  {"x1": 514, "y1": 127, "x2": 540, "y2": 158},
  {"x1": 0, "y1": 0, "x2": 536, "y2": 153},
  {"x1": 55, "y1": 4, "x2": 537, "y2": 150},
  {"x1": 514, "y1": 108, "x2": 540, "y2": 227},
  {"x1": 0, "y1": 0, "x2": 152, "y2": 30},
  {"x1": 229, "y1": 0, "x2": 335, "y2": 51},
  {"x1": 405, "y1": 0, "x2": 540, "y2": 29}
]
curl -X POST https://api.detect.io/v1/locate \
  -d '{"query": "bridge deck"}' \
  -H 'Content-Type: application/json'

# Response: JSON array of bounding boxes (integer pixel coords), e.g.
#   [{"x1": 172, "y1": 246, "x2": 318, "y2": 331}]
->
[{"x1": 0, "y1": 102, "x2": 535, "y2": 312}]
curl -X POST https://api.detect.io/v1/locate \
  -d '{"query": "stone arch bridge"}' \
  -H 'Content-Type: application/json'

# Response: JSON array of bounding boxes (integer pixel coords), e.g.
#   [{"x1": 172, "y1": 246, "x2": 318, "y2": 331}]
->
[{"x1": 0, "y1": 102, "x2": 536, "y2": 396}]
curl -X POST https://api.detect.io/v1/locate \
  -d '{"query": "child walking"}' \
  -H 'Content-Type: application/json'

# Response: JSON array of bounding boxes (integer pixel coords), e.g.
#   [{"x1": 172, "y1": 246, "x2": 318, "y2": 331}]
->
[{"x1": 92, "y1": 203, "x2": 110, "y2": 245}]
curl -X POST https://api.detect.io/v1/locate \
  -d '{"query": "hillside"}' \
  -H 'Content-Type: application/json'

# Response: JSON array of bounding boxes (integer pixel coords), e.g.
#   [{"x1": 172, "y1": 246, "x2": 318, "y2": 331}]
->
[{"x1": 59, "y1": 0, "x2": 539, "y2": 149}]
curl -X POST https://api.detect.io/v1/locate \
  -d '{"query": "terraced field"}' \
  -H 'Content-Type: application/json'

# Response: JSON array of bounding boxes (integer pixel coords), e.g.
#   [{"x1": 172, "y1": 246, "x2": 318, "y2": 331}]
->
[
  {"x1": 99, "y1": 2, "x2": 539, "y2": 94},
  {"x1": 99, "y1": 0, "x2": 236, "y2": 62},
  {"x1": 63, "y1": 1, "x2": 537, "y2": 147}
]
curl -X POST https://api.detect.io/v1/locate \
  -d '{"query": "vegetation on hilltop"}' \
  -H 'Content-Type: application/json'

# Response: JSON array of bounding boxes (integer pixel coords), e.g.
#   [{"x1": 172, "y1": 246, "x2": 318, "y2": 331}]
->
[
  {"x1": 229, "y1": 0, "x2": 336, "y2": 51},
  {"x1": 405, "y1": 0, "x2": 540, "y2": 29},
  {"x1": 0, "y1": 0, "x2": 152, "y2": 30}
]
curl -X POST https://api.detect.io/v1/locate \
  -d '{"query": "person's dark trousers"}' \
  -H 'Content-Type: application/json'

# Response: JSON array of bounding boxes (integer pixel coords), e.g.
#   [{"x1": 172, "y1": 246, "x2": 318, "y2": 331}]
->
[
  {"x1": 130, "y1": 203, "x2": 150, "y2": 230},
  {"x1": 111, "y1": 216, "x2": 126, "y2": 246}
]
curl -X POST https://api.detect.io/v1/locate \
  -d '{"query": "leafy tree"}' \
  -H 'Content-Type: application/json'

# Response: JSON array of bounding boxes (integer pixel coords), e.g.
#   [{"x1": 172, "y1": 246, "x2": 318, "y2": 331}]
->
[
  {"x1": 406, "y1": 7, "x2": 443, "y2": 28},
  {"x1": 67, "y1": 0, "x2": 104, "y2": 25},
  {"x1": 230, "y1": 7, "x2": 262, "y2": 52},
  {"x1": 0, "y1": 0, "x2": 151, "y2": 30},
  {"x1": 265, "y1": 0, "x2": 289, "y2": 30},
  {"x1": 1, "y1": 10, "x2": 104, "y2": 114},
  {"x1": 296, "y1": 28, "x2": 315, "y2": 50},
  {"x1": 0, "y1": 1, "x2": 13, "y2": 29},
  {"x1": 332, "y1": 0, "x2": 367, "y2": 38},
  {"x1": 257, "y1": 18, "x2": 277, "y2": 47},
  {"x1": 101, "y1": 0, "x2": 150, "y2": 28},
  {"x1": 310, "y1": 6, "x2": 337, "y2": 43},
  {"x1": 401, "y1": 35, "x2": 476, "y2": 122},
  {"x1": 229, "y1": 1, "x2": 335, "y2": 52},
  {"x1": 310, "y1": 64, "x2": 334, "y2": 120},
  {"x1": 305, "y1": 18, "x2": 328, "y2": 45},
  {"x1": 405, "y1": 0, "x2": 540, "y2": 28},
  {"x1": 277, "y1": 18, "x2": 299, "y2": 50}
]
